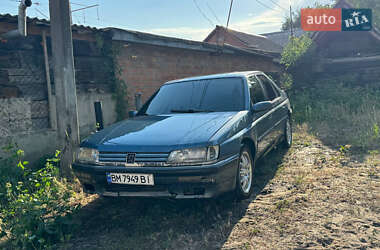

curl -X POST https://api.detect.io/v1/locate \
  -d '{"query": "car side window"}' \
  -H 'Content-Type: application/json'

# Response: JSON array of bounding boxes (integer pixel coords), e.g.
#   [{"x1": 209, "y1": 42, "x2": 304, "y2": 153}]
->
[
  {"x1": 257, "y1": 75, "x2": 278, "y2": 101},
  {"x1": 248, "y1": 76, "x2": 267, "y2": 104}
]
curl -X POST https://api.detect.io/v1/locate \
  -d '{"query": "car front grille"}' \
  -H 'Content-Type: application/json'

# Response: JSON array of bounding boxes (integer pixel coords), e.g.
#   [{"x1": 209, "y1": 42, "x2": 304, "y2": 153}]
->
[{"x1": 98, "y1": 152, "x2": 169, "y2": 166}]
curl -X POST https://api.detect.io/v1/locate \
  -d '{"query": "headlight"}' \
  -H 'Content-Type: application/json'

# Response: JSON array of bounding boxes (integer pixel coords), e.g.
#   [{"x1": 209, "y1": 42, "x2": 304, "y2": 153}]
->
[
  {"x1": 76, "y1": 147, "x2": 99, "y2": 164},
  {"x1": 168, "y1": 145, "x2": 219, "y2": 165}
]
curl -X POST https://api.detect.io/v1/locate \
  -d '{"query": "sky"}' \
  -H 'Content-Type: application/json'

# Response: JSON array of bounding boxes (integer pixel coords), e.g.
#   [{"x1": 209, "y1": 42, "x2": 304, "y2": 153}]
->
[{"x1": 1, "y1": 0, "x2": 333, "y2": 41}]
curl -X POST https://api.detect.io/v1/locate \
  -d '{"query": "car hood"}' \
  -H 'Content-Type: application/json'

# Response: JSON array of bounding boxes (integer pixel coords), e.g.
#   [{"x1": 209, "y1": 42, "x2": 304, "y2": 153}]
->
[{"x1": 82, "y1": 112, "x2": 237, "y2": 152}]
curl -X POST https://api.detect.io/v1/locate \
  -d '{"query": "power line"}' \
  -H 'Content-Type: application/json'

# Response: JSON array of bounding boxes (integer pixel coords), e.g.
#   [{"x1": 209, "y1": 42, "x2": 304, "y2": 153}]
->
[
  {"x1": 72, "y1": 4, "x2": 99, "y2": 13},
  {"x1": 254, "y1": 0, "x2": 284, "y2": 13},
  {"x1": 267, "y1": 0, "x2": 288, "y2": 11},
  {"x1": 35, "y1": 7, "x2": 49, "y2": 19},
  {"x1": 206, "y1": 2, "x2": 222, "y2": 24},
  {"x1": 72, "y1": 12, "x2": 82, "y2": 24},
  {"x1": 192, "y1": 0, "x2": 214, "y2": 27},
  {"x1": 71, "y1": 2, "x2": 88, "y2": 7}
]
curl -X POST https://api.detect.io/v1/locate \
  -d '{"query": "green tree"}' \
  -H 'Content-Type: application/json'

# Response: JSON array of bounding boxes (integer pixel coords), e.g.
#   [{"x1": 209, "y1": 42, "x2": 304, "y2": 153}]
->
[
  {"x1": 282, "y1": 9, "x2": 301, "y2": 31},
  {"x1": 282, "y1": 2, "x2": 333, "y2": 31},
  {"x1": 280, "y1": 35, "x2": 313, "y2": 69}
]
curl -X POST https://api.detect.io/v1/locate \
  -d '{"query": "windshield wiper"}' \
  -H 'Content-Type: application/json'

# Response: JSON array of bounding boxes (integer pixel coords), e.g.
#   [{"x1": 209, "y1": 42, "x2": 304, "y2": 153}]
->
[{"x1": 170, "y1": 109, "x2": 214, "y2": 113}]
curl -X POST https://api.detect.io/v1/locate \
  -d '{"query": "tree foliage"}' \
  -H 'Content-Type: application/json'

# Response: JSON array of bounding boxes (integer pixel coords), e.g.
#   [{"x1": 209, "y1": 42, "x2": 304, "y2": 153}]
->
[
  {"x1": 282, "y1": 2, "x2": 333, "y2": 31},
  {"x1": 280, "y1": 35, "x2": 313, "y2": 69}
]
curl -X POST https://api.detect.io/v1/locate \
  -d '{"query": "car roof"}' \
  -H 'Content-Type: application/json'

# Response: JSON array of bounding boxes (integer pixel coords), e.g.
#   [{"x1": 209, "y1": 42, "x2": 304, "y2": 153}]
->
[{"x1": 164, "y1": 71, "x2": 262, "y2": 85}]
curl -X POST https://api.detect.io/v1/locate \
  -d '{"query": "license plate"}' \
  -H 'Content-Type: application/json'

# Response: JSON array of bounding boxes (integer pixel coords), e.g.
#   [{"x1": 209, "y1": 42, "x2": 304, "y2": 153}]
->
[{"x1": 106, "y1": 173, "x2": 154, "y2": 185}]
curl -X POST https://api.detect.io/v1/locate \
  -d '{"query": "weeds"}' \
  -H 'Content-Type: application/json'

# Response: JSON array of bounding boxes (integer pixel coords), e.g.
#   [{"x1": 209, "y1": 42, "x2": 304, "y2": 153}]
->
[
  {"x1": 367, "y1": 150, "x2": 379, "y2": 178},
  {"x1": 275, "y1": 199, "x2": 290, "y2": 211},
  {"x1": 339, "y1": 145, "x2": 351, "y2": 155},
  {"x1": 289, "y1": 79, "x2": 380, "y2": 150},
  {"x1": 250, "y1": 228, "x2": 261, "y2": 236},
  {"x1": 0, "y1": 146, "x2": 80, "y2": 249},
  {"x1": 372, "y1": 123, "x2": 379, "y2": 140},
  {"x1": 294, "y1": 175, "x2": 305, "y2": 187}
]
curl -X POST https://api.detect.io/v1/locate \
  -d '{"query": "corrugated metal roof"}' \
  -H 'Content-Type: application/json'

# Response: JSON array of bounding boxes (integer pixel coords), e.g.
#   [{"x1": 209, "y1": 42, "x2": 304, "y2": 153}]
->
[
  {"x1": 0, "y1": 13, "x2": 277, "y2": 58},
  {"x1": 0, "y1": 13, "x2": 101, "y2": 32},
  {"x1": 260, "y1": 28, "x2": 305, "y2": 48},
  {"x1": 108, "y1": 27, "x2": 277, "y2": 58}
]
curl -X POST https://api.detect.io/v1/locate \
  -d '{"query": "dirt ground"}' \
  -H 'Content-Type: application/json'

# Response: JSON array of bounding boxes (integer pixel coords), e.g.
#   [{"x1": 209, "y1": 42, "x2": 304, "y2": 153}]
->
[{"x1": 59, "y1": 126, "x2": 380, "y2": 250}]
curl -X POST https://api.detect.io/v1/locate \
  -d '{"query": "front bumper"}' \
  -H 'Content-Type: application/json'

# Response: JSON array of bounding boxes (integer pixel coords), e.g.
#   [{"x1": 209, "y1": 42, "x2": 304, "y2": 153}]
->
[{"x1": 73, "y1": 155, "x2": 239, "y2": 199}]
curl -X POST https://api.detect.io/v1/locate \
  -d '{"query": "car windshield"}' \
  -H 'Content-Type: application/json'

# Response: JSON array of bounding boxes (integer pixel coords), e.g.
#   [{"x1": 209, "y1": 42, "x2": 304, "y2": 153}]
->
[{"x1": 141, "y1": 77, "x2": 245, "y2": 115}]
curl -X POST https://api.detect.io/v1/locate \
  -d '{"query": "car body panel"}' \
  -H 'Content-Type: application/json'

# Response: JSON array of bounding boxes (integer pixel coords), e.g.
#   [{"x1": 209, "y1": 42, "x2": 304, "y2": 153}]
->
[
  {"x1": 73, "y1": 154, "x2": 239, "y2": 198},
  {"x1": 73, "y1": 71, "x2": 292, "y2": 199}
]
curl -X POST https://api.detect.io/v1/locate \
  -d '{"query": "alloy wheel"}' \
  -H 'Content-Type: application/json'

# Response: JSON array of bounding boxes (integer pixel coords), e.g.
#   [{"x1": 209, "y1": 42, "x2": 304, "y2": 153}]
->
[{"x1": 239, "y1": 151, "x2": 253, "y2": 194}]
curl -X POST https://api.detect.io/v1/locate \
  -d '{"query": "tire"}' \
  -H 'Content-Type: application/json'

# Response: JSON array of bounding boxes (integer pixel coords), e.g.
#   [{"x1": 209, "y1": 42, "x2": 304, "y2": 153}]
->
[
  {"x1": 283, "y1": 116, "x2": 292, "y2": 148},
  {"x1": 235, "y1": 146, "x2": 255, "y2": 200}
]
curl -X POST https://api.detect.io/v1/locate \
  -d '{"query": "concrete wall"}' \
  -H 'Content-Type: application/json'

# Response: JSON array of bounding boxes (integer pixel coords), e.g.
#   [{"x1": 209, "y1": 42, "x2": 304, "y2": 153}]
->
[
  {"x1": 0, "y1": 95, "x2": 116, "y2": 163},
  {"x1": 117, "y1": 42, "x2": 280, "y2": 109},
  {"x1": 77, "y1": 93, "x2": 117, "y2": 138}
]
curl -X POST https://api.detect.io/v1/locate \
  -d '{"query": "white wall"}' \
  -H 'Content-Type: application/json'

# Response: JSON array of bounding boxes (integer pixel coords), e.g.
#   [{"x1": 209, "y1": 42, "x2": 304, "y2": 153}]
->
[{"x1": 77, "y1": 92, "x2": 117, "y2": 138}]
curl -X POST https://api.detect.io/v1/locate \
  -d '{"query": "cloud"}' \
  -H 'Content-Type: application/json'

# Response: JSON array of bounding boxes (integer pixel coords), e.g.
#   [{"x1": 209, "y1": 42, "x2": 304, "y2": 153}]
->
[
  {"x1": 229, "y1": 0, "x2": 289, "y2": 34},
  {"x1": 146, "y1": 27, "x2": 213, "y2": 41},
  {"x1": 145, "y1": 0, "x2": 308, "y2": 40}
]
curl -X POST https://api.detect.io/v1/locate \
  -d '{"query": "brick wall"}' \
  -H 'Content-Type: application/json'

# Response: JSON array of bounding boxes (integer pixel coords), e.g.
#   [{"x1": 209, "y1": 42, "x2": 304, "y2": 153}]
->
[{"x1": 117, "y1": 42, "x2": 280, "y2": 109}]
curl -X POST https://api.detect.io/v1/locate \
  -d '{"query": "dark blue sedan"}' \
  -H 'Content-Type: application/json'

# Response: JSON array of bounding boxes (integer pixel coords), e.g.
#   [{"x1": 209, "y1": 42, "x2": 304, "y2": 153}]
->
[{"x1": 73, "y1": 71, "x2": 292, "y2": 200}]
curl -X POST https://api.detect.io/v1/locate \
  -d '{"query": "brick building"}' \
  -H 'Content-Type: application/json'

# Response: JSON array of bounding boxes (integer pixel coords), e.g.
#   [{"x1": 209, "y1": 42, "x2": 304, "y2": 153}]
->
[
  {"x1": 0, "y1": 15, "x2": 281, "y2": 161},
  {"x1": 107, "y1": 28, "x2": 281, "y2": 109}
]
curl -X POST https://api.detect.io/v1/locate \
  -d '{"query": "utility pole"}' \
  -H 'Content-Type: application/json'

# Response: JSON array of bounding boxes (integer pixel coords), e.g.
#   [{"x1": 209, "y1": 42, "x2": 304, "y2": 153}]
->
[
  {"x1": 226, "y1": 0, "x2": 234, "y2": 29},
  {"x1": 290, "y1": 4, "x2": 294, "y2": 38},
  {"x1": 49, "y1": 0, "x2": 79, "y2": 178},
  {"x1": 222, "y1": 0, "x2": 234, "y2": 47}
]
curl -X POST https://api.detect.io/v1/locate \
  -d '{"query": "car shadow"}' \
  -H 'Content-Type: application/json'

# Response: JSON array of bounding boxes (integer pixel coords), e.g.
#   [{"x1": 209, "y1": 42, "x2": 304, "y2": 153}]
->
[
  {"x1": 61, "y1": 146, "x2": 289, "y2": 250},
  {"x1": 296, "y1": 123, "x2": 379, "y2": 163}
]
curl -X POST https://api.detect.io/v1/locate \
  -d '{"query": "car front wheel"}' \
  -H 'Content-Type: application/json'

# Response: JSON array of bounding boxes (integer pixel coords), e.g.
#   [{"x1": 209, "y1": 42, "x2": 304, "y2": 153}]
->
[{"x1": 235, "y1": 146, "x2": 254, "y2": 200}]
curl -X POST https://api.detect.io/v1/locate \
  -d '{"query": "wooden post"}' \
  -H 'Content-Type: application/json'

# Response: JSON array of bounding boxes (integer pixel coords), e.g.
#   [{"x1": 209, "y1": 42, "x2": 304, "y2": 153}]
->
[
  {"x1": 42, "y1": 30, "x2": 57, "y2": 130},
  {"x1": 49, "y1": 0, "x2": 79, "y2": 178}
]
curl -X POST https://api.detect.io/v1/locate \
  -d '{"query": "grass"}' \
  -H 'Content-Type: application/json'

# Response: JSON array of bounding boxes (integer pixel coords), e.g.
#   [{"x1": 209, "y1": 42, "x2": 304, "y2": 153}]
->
[
  {"x1": 289, "y1": 78, "x2": 380, "y2": 151},
  {"x1": 1, "y1": 128, "x2": 377, "y2": 249}
]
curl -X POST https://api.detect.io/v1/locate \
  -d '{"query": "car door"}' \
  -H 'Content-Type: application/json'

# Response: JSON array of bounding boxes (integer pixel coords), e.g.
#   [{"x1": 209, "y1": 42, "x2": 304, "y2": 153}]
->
[
  {"x1": 256, "y1": 74, "x2": 284, "y2": 145},
  {"x1": 247, "y1": 75, "x2": 272, "y2": 156}
]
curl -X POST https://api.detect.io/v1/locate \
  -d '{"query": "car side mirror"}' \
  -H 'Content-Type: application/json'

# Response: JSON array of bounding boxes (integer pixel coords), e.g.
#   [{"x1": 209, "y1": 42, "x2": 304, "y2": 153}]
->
[
  {"x1": 128, "y1": 110, "x2": 137, "y2": 118},
  {"x1": 252, "y1": 101, "x2": 272, "y2": 112}
]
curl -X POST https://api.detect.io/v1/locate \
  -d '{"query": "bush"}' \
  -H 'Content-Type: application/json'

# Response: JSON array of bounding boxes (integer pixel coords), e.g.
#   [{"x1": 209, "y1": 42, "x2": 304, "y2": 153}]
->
[
  {"x1": 0, "y1": 147, "x2": 80, "y2": 249},
  {"x1": 280, "y1": 35, "x2": 313, "y2": 70}
]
